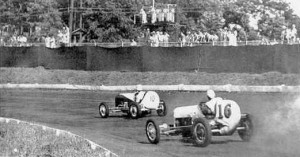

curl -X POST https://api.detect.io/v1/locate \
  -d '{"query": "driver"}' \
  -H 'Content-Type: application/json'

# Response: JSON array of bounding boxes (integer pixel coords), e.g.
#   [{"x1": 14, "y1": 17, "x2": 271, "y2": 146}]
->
[
  {"x1": 200, "y1": 90, "x2": 242, "y2": 134},
  {"x1": 199, "y1": 89, "x2": 222, "y2": 117}
]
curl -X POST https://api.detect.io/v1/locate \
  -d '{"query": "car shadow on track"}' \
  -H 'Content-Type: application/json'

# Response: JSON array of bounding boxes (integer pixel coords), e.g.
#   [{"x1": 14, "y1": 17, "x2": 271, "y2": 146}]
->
[
  {"x1": 138, "y1": 138, "x2": 181, "y2": 145},
  {"x1": 211, "y1": 139, "x2": 243, "y2": 145},
  {"x1": 138, "y1": 141, "x2": 154, "y2": 145},
  {"x1": 179, "y1": 138, "x2": 244, "y2": 147},
  {"x1": 94, "y1": 115, "x2": 131, "y2": 119},
  {"x1": 94, "y1": 114, "x2": 164, "y2": 119},
  {"x1": 138, "y1": 137, "x2": 244, "y2": 148}
]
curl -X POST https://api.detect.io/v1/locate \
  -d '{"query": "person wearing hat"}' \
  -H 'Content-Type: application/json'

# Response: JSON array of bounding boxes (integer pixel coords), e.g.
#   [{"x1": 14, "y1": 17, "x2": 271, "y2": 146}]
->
[{"x1": 199, "y1": 89, "x2": 222, "y2": 117}]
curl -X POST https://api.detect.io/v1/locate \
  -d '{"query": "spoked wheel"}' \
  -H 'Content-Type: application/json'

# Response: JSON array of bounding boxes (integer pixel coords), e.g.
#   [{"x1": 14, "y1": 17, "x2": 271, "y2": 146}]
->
[
  {"x1": 238, "y1": 114, "x2": 253, "y2": 142},
  {"x1": 192, "y1": 118, "x2": 212, "y2": 147},
  {"x1": 129, "y1": 102, "x2": 141, "y2": 119},
  {"x1": 99, "y1": 102, "x2": 109, "y2": 118},
  {"x1": 145, "y1": 119, "x2": 160, "y2": 144},
  {"x1": 157, "y1": 100, "x2": 167, "y2": 117}
]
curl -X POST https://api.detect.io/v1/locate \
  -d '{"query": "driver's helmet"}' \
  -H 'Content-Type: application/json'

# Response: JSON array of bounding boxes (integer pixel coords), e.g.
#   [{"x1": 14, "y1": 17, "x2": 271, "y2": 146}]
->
[{"x1": 207, "y1": 89, "x2": 216, "y2": 99}]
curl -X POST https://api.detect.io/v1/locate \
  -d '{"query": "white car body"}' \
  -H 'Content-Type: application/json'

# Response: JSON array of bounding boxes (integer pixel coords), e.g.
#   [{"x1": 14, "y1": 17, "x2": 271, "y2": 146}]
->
[
  {"x1": 145, "y1": 96, "x2": 253, "y2": 147},
  {"x1": 173, "y1": 98, "x2": 241, "y2": 135},
  {"x1": 99, "y1": 91, "x2": 167, "y2": 119},
  {"x1": 120, "y1": 91, "x2": 161, "y2": 110}
]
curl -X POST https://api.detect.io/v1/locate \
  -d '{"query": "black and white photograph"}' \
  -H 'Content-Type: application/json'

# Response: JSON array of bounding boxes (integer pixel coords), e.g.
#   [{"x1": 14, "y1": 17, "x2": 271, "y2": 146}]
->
[{"x1": 0, "y1": 0, "x2": 300, "y2": 156}]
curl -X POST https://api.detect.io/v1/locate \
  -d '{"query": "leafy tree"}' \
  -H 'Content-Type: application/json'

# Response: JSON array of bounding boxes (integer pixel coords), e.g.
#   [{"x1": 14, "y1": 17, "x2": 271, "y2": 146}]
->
[
  {"x1": 1, "y1": 0, "x2": 299, "y2": 43},
  {"x1": 80, "y1": 0, "x2": 139, "y2": 42},
  {"x1": 0, "y1": 0, "x2": 63, "y2": 42},
  {"x1": 176, "y1": 0, "x2": 225, "y2": 33}
]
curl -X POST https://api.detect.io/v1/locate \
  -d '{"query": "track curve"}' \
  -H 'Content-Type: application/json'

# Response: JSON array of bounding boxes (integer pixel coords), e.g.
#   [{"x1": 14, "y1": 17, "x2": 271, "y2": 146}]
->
[{"x1": 1, "y1": 89, "x2": 300, "y2": 157}]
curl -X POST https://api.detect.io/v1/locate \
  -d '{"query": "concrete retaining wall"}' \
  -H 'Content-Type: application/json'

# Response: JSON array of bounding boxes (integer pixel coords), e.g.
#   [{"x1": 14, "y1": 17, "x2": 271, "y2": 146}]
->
[{"x1": 1, "y1": 83, "x2": 299, "y2": 92}]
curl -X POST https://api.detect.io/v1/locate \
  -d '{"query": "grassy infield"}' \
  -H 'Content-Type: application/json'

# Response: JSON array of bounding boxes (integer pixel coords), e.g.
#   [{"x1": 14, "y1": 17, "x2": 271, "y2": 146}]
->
[
  {"x1": 1, "y1": 67, "x2": 299, "y2": 86},
  {"x1": 0, "y1": 121, "x2": 111, "y2": 157},
  {"x1": 0, "y1": 67, "x2": 299, "y2": 157}
]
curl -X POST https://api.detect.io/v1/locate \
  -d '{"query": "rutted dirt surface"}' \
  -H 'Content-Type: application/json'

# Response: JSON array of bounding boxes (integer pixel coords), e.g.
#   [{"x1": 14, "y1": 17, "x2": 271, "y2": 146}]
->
[{"x1": 1, "y1": 89, "x2": 300, "y2": 157}]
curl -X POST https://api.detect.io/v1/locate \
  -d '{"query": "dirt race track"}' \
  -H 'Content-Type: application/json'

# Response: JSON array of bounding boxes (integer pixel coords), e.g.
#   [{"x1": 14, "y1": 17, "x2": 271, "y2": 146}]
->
[{"x1": 1, "y1": 89, "x2": 300, "y2": 157}]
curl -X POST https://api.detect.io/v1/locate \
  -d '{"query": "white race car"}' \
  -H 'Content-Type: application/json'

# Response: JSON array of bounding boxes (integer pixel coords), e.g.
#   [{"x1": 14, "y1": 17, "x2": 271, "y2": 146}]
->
[
  {"x1": 99, "y1": 91, "x2": 167, "y2": 119},
  {"x1": 145, "y1": 97, "x2": 253, "y2": 147}
]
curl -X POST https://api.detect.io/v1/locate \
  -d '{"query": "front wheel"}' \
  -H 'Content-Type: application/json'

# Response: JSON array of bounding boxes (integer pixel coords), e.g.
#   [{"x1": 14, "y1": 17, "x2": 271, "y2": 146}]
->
[
  {"x1": 157, "y1": 100, "x2": 167, "y2": 117},
  {"x1": 145, "y1": 119, "x2": 160, "y2": 144},
  {"x1": 192, "y1": 118, "x2": 212, "y2": 147},
  {"x1": 238, "y1": 114, "x2": 253, "y2": 142},
  {"x1": 99, "y1": 102, "x2": 109, "y2": 118},
  {"x1": 129, "y1": 102, "x2": 142, "y2": 119}
]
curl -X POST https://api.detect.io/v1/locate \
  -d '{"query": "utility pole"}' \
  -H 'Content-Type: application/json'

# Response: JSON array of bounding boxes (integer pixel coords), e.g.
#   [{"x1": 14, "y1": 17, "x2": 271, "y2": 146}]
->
[
  {"x1": 79, "y1": 0, "x2": 83, "y2": 43},
  {"x1": 175, "y1": 0, "x2": 179, "y2": 42},
  {"x1": 68, "y1": 0, "x2": 74, "y2": 45}
]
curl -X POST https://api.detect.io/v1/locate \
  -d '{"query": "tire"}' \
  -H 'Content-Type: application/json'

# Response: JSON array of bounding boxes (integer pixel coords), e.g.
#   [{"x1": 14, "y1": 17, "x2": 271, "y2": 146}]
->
[
  {"x1": 129, "y1": 102, "x2": 142, "y2": 119},
  {"x1": 99, "y1": 102, "x2": 109, "y2": 118},
  {"x1": 238, "y1": 114, "x2": 253, "y2": 142},
  {"x1": 145, "y1": 119, "x2": 160, "y2": 144},
  {"x1": 157, "y1": 100, "x2": 167, "y2": 117},
  {"x1": 191, "y1": 118, "x2": 212, "y2": 147}
]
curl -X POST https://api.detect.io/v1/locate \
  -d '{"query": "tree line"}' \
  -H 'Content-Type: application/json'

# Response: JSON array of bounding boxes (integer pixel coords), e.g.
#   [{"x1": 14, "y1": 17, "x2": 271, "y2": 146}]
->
[{"x1": 0, "y1": 0, "x2": 299, "y2": 42}]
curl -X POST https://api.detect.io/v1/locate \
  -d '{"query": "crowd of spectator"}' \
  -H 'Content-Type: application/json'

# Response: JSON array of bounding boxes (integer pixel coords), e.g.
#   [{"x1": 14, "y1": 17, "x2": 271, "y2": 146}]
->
[
  {"x1": 281, "y1": 24, "x2": 298, "y2": 44},
  {"x1": 0, "y1": 23, "x2": 298, "y2": 47},
  {"x1": 139, "y1": 5, "x2": 176, "y2": 24},
  {"x1": 138, "y1": 25, "x2": 240, "y2": 47},
  {"x1": 45, "y1": 27, "x2": 70, "y2": 48},
  {"x1": 138, "y1": 23, "x2": 300, "y2": 47},
  {"x1": 0, "y1": 26, "x2": 70, "y2": 48},
  {"x1": 0, "y1": 33, "x2": 29, "y2": 47},
  {"x1": 147, "y1": 30, "x2": 170, "y2": 47}
]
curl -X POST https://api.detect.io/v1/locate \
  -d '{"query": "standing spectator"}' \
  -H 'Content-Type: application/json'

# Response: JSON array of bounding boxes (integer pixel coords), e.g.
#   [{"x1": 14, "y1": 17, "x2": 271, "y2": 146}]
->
[
  {"x1": 180, "y1": 32, "x2": 186, "y2": 46},
  {"x1": 0, "y1": 37, "x2": 3, "y2": 46},
  {"x1": 156, "y1": 8, "x2": 163, "y2": 22},
  {"x1": 45, "y1": 35, "x2": 51, "y2": 48},
  {"x1": 286, "y1": 28, "x2": 292, "y2": 44},
  {"x1": 163, "y1": 7, "x2": 168, "y2": 22},
  {"x1": 130, "y1": 39, "x2": 137, "y2": 46},
  {"x1": 144, "y1": 28, "x2": 151, "y2": 45},
  {"x1": 228, "y1": 30, "x2": 237, "y2": 46},
  {"x1": 57, "y1": 30, "x2": 64, "y2": 45},
  {"x1": 63, "y1": 27, "x2": 70, "y2": 45},
  {"x1": 10, "y1": 34, "x2": 17, "y2": 46},
  {"x1": 281, "y1": 26, "x2": 287, "y2": 43},
  {"x1": 149, "y1": 32, "x2": 154, "y2": 46},
  {"x1": 150, "y1": 6, "x2": 157, "y2": 24},
  {"x1": 46, "y1": 35, "x2": 56, "y2": 48},
  {"x1": 222, "y1": 27, "x2": 229, "y2": 46},
  {"x1": 150, "y1": 32, "x2": 159, "y2": 47},
  {"x1": 186, "y1": 31, "x2": 193, "y2": 46},
  {"x1": 157, "y1": 31, "x2": 163, "y2": 47},
  {"x1": 291, "y1": 24, "x2": 297, "y2": 43},
  {"x1": 170, "y1": 8, "x2": 175, "y2": 22},
  {"x1": 163, "y1": 32, "x2": 170, "y2": 47},
  {"x1": 140, "y1": 8, "x2": 147, "y2": 24},
  {"x1": 18, "y1": 34, "x2": 27, "y2": 46}
]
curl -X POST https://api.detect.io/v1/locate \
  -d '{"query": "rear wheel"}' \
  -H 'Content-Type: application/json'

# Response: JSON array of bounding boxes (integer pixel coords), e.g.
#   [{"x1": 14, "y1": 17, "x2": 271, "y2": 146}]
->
[
  {"x1": 238, "y1": 114, "x2": 253, "y2": 142},
  {"x1": 99, "y1": 102, "x2": 109, "y2": 118},
  {"x1": 192, "y1": 118, "x2": 212, "y2": 147},
  {"x1": 145, "y1": 119, "x2": 160, "y2": 144},
  {"x1": 129, "y1": 102, "x2": 141, "y2": 119},
  {"x1": 157, "y1": 100, "x2": 167, "y2": 116}
]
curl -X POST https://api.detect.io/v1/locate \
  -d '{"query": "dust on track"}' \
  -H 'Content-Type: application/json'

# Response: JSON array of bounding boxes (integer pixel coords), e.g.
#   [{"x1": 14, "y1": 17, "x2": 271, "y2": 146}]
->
[{"x1": 0, "y1": 89, "x2": 299, "y2": 157}]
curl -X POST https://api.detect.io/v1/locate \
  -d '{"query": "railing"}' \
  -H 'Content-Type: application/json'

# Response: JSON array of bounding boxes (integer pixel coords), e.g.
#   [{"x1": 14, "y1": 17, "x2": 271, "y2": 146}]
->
[{"x1": 0, "y1": 40, "x2": 299, "y2": 48}]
